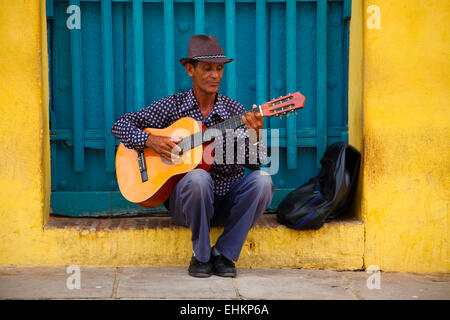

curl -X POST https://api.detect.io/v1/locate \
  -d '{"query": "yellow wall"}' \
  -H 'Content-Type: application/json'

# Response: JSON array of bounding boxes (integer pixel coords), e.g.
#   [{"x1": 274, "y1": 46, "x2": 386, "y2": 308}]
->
[
  {"x1": 0, "y1": 0, "x2": 50, "y2": 254},
  {"x1": 0, "y1": 0, "x2": 448, "y2": 273},
  {"x1": 348, "y1": 0, "x2": 364, "y2": 220},
  {"x1": 362, "y1": 0, "x2": 450, "y2": 272}
]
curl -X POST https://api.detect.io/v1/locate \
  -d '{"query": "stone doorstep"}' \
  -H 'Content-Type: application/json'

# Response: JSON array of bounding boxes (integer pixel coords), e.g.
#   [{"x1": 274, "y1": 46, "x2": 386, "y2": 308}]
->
[
  {"x1": 43, "y1": 213, "x2": 360, "y2": 231},
  {"x1": 41, "y1": 214, "x2": 364, "y2": 270}
]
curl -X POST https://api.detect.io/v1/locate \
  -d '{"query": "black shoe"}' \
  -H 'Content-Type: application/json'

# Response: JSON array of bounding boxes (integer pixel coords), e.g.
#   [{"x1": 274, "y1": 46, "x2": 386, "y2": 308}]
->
[
  {"x1": 188, "y1": 255, "x2": 212, "y2": 278},
  {"x1": 211, "y1": 249, "x2": 236, "y2": 278}
]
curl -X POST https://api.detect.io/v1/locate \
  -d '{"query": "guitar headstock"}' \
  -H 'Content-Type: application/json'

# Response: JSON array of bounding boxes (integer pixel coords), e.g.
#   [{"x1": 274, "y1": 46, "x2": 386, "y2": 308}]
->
[{"x1": 259, "y1": 92, "x2": 306, "y2": 118}]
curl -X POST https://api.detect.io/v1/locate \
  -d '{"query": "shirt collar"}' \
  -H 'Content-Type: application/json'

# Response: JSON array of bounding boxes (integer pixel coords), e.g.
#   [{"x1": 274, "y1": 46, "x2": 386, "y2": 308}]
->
[
  {"x1": 178, "y1": 88, "x2": 197, "y2": 114},
  {"x1": 209, "y1": 93, "x2": 230, "y2": 121},
  {"x1": 179, "y1": 88, "x2": 230, "y2": 121}
]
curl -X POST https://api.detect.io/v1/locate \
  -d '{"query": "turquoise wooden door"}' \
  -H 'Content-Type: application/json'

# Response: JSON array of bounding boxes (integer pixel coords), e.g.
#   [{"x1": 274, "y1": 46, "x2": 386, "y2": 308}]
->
[{"x1": 47, "y1": 0, "x2": 351, "y2": 216}]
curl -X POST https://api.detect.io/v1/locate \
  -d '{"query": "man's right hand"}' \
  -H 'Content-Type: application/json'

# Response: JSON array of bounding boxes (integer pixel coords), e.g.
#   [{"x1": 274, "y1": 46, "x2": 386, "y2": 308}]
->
[{"x1": 145, "y1": 135, "x2": 182, "y2": 163}]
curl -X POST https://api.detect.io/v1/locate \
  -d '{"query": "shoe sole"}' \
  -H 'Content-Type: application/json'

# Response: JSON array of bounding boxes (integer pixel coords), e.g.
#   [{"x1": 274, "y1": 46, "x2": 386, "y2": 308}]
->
[
  {"x1": 214, "y1": 272, "x2": 236, "y2": 278},
  {"x1": 189, "y1": 272, "x2": 212, "y2": 278}
]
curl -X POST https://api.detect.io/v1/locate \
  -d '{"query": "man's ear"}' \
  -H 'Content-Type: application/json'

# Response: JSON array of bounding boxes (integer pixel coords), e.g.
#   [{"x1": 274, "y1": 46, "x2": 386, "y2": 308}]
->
[{"x1": 185, "y1": 64, "x2": 193, "y2": 77}]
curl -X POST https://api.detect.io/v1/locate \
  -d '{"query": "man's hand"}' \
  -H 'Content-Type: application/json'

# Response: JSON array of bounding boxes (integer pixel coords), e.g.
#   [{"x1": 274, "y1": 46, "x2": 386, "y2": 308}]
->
[
  {"x1": 242, "y1": 104, "x2": 264, "y2": 144},
  {"x1": 145, "y1": 135, "x2": 182, "y2": 163}
]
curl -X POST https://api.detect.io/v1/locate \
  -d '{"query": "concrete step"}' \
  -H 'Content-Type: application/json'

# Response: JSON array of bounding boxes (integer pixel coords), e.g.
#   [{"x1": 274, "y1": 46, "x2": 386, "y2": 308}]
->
[{"x1": 43, "y1": 214, "x2": 364, "y2": 270}]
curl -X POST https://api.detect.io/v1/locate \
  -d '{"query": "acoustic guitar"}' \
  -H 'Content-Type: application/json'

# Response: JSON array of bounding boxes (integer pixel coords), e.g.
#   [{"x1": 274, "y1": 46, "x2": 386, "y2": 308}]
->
[{"x1": 115, "y1": 92, "x2": 306, "y2": 208}]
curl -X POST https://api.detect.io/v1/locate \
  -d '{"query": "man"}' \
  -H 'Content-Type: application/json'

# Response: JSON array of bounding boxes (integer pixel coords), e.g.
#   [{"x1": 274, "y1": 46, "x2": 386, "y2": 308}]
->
[{"x1": 111, "y1": 35, "x2": 273, "y2": 278}]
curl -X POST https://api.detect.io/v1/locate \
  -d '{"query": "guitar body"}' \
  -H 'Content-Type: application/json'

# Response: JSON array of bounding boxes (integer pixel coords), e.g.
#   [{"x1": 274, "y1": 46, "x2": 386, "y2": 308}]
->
[{"x1": 115, "y1": 117, "x2": 212, "y2": 208}]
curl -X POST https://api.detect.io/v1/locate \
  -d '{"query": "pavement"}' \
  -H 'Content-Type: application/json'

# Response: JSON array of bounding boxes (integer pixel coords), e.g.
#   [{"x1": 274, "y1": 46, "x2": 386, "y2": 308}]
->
[{"x1": 0, "y1": 266, "x2": 449, "y2": 300}]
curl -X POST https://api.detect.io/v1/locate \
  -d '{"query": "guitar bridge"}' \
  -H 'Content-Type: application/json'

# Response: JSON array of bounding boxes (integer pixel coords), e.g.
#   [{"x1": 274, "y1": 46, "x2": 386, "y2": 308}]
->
[{"x1": 137, "y1": 150, "x2": 148, "y2": 183}]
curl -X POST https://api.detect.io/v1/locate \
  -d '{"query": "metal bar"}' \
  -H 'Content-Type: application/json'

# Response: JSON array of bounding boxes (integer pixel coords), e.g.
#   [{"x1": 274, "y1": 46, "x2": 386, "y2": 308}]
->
[
  {"x1": 286, "y1": 0, "x2": 297, "y2": 169},
  {"x1": 101, "y1": 0, "x2": 116, "y2": 172},
  {"x1": 225, "y1": 0, "x2": 236, "y2": 99},
  {"x1": 69, "y1": 0, "x2": 85, "y2": 172},
  {"x1": 132, "y1": 0, "x2": 145, "y2": 110},
  {"x1": 194, "y1": 0, "x2": 205, "y2": 34},
  {"x1": 316, "y1": 0, "x2": 327, "y2": 166},
  {"x1": 164, "y1": 0, "x2": 175, "y2": 95}
]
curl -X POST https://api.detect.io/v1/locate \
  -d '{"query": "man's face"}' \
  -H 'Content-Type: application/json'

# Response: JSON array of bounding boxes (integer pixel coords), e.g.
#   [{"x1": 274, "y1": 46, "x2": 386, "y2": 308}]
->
[{"x1": 185, "y1": 61, "x2": 224, "y2": 95}]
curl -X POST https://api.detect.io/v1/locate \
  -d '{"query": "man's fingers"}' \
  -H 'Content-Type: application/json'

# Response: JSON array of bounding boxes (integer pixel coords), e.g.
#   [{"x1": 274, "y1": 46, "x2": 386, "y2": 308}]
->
[
  {"x1": 163, "y1": 151, "x2": 178, "y2": 162},
  {"x1": 255, "y1": 112, "x2": 263, "y2": 121},
  {"x1": 168, "y1": 142, "x2": 182, "y2": 153},
  {"x1": 247, "y1": 112, "x2": 263, "y2": 129},
  {"x1": 241, "y1": 115, "x2": 249, "y2": 127},
  {"x1": 164, "y1": 138, "x2": 181, "y2": 153},
  {"x1": 249, "y1": 111, "x2": 264, "y2": 128}
]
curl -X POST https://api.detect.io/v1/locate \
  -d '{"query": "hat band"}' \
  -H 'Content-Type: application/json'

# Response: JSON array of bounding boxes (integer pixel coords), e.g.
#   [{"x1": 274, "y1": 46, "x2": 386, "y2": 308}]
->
[{"x1": 192, "y1": 54, "x2": 226, "y2": 60}]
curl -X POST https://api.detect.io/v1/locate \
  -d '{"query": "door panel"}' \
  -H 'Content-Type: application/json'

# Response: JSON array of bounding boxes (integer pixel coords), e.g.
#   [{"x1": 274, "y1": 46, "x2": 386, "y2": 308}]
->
[{"x1": 48, "y1": 0, "x2": 351, "y2": 216}]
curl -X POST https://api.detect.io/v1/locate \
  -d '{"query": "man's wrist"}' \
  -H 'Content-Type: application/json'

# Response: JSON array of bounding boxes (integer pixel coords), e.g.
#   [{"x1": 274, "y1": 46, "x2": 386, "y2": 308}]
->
[
  {"x1": 144, "y1": 134, "x2": 152, "y2": 148},
  {"x1": 251, "y1": 135, "x2": 262, "y2": 146},
  {"x1": 248, "y1": 129, "x2": 262, "y2": 145}
]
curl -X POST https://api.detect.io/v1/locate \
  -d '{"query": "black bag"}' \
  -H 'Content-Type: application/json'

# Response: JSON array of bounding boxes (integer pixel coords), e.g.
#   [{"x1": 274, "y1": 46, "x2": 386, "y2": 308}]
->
[{"x1": 276, "y1": 142, "x2": 361, "y2": 230}]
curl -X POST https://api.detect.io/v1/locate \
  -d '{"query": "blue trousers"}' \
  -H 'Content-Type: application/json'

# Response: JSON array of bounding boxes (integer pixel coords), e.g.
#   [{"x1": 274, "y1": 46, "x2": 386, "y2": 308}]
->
[{"x1": 168, "y1": 169, "x2": 274, "y2": 263}]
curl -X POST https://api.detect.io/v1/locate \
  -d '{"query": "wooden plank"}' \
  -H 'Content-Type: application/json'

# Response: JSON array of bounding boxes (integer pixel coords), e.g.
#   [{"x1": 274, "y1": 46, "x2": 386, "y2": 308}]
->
[
  {"x1": 268, "y1": 2, "x2": 283, "y2": 175},
  {"x1": 316, "y1": 0, "x2": 327, "y2": 167},
  {"x1": 132, "y1": 0, "x2": 145, "y2": 110},
  {"x1": 101, "y1": 0, "x2": 116, "y2": 172},
  {"x1": 343, "y1": 16, "x2": 350, "y2": 132},
  {"x1": 50, "y1": 127, "x2": 347, "y2": 150},
  {"x1": 47, "y1": 20, "x2": 55, "y2": 126},
  {"x1": 194, "y1": 0, "x2": 205, "y2": 34},
  {"x1": 50, "y1": 189, "x2": 294, "y2": 216},
  {"x1": 69, "y1": 0, "x2": 85, "y2": 172},
  {"x1": 164, "y1": 0, "x2": 176, "y2": 95},
  {"x1": 225, "y1": 0, "x2": 236, "y2": 99},
  {"x1": 256, "y1": 0, "x2": 268, "y2": 163},
  {"x1": 343, "y1": 0, "x2": 351, "y2": 20},
  {"x1": 55, "y1": 1, "x2": 345, "y2": 3},
  {"x1": 46, "y1": 0, "x2": 55, "y2": 19},
  {"x1": 286, "y1": 0, "x2": 297, "y2": 169},
  {"x1": 256, "y1": 0, "x2": 268, "y2": 106},
  {"x1": 51, "y1": 191, "x2": 168, "y2": 217}
]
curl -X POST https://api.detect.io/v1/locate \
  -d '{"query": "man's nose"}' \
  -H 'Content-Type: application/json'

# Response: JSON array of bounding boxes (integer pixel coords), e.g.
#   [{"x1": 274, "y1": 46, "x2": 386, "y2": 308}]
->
[{"x1": 210, "y1": 69, "x2": 220, "y2": 78}]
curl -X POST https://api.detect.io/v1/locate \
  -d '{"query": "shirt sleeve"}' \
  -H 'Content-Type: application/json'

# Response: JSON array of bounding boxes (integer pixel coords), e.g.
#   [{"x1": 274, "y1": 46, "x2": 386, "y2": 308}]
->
[{"x1": 111, "y1": 96, "x2": 173, "y2": 150}]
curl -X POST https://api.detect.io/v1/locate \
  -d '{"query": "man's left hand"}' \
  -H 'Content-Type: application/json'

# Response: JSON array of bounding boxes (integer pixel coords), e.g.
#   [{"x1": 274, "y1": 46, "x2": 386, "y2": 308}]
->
[{"x1": 242, "y1": 104, "x2": 264, "y2": 144}]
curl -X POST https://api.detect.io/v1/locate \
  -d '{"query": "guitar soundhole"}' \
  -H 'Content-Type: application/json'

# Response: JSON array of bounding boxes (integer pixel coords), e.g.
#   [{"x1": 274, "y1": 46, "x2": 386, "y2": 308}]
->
[{"x1": 161, "y1": 155, "x2": 184, "y2": 165}]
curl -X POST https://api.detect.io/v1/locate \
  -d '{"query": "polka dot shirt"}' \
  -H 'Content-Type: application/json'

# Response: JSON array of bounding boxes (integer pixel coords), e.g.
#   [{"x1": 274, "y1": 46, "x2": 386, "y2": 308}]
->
[{"x1": 111, "y1": 88, "x2": 267, "y2": 196}]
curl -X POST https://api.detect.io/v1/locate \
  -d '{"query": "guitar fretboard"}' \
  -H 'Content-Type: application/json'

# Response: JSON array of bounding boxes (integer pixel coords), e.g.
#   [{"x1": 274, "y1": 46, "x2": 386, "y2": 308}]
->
[{"x1": 177, "y1": 109, "x2": 258, "y2": 153}]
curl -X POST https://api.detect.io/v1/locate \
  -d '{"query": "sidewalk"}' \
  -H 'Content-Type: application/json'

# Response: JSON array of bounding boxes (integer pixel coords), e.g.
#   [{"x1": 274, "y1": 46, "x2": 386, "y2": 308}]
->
[{"x1": 0, "y1": 266, "x2": 448, "y2": 300}]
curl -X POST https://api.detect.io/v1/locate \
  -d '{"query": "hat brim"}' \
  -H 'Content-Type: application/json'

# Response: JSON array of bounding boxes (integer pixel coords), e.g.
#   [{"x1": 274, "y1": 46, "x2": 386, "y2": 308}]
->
[{"x1": 180, "y1": 57, "x2": 234, "y2": 66}]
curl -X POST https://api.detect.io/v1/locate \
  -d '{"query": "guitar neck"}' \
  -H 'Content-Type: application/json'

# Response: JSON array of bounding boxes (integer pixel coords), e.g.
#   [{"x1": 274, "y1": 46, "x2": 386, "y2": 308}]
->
[
  {"x1": 176, "y1": 91, "x2": 306, "y2": 153},
  {"x1": 178, "y1": 109, "x2": 259, "y2": 153},
  {"x1": 205, "y1": 110, "x2": 256, "y2": 139}
]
